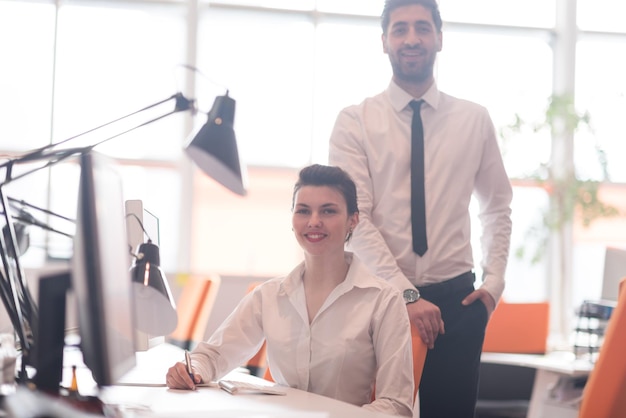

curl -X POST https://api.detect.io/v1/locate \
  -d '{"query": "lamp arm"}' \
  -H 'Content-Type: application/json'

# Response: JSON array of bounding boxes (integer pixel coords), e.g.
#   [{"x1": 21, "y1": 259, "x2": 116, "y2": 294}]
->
[
  {"x1": 2, "y1": 93, "x2": 193, "y2": 167},
  {"x1": 8, "y1": 197, "x2": 75, "y2": 224},
  {"x1": 88, "y1": 105, "x2": 185, "y2": 151},
  {"x1": 1, "y1": 93, "x2": 196, "y2": 185},
  {"x1": 2, "y1": 147, "x2": 85, "y2": 186},
  {"x1": 1, "y1": 105, "x2": 181, "y2": 186},
  {"x1": 9, "y1": 213, "x2": 73, "y2": 239},
  {"x1": 0, "y1": 189, "x2": 33, "y2": 361},
  {"x1": 0, "y1": 92, "x2": 197, "y2": 376}
]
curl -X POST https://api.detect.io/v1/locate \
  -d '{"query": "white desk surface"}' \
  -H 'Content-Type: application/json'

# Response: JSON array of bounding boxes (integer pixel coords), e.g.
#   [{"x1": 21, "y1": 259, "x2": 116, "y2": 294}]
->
[
  {"x1": 480, "y1": 351, "x2": 593, "y2": 377},
  {"x1": 99, "y1": 343, "x2": 399, "y2": 418},
  {"x1": 481, "y1": 351, "x2": 593, "y2": 418}
]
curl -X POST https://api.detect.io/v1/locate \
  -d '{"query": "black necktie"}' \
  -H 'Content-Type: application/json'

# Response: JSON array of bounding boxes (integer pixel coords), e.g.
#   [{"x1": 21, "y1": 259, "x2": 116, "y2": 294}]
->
[{"x1": 410, "y1": 100, "x2": 427, "y2": 256}]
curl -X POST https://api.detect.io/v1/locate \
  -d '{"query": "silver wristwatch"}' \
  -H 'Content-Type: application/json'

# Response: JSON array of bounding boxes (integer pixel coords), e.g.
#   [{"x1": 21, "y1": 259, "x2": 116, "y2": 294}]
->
[{"x1": 403, "y1": 288, "x2": 420, "y2": 304}]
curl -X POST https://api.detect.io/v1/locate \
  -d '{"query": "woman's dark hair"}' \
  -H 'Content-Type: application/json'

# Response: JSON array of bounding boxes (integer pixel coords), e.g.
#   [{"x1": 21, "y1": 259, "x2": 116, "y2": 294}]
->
[
  {"x1": 292, "y1": 164, "x2": 359, "y2": 216},
  {"x1": 381, "y1": 0, "x2": 442, "y2": 34}
]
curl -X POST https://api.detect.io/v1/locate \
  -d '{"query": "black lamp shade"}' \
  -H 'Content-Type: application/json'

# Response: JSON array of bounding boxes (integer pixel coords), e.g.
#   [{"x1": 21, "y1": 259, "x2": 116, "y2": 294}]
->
[
  {"x1": 185, "y1": 94, "x2": 247, "y2": 196},
  {"x1": 130, "y1": 241, "x2": 178, "y2": 336},
  {"x1": 2, "y1": 222, "x2": 29, "y2": 258}
]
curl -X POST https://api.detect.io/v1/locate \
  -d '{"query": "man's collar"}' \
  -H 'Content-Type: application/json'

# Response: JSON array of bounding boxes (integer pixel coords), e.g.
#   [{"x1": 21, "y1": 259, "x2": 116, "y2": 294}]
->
[{"x1": 388, "y1": 79, "x2": 440, "y2": 111}]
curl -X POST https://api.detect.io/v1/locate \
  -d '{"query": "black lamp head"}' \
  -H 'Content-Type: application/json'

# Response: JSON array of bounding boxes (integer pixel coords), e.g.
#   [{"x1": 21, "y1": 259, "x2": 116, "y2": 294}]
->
[
  {"x1": 185, "y1": 93, "x2": 247, "y2": 196},
  {"x1": 130, "y1": 240, "x2": 178, "y2": 336},
  {"x1": 2, "y1": 222, "x2": 29, "y2": 258}
]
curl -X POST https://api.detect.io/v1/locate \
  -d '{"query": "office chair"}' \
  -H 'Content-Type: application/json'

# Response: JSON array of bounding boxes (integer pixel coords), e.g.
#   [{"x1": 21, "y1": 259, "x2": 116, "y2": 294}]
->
[
  {"x1": 476, "y1": 300, "x2": 550, "y2": 418},
  {"x1": 482, "y1": 300, "x2": 550, "y2": 354},
  {"x1": 167, "y1": 273, "x2": 222, "y2": 350},
  {"x1": 409, "y1": 324, "x2": 428, "y2": 400},
  {"x1": 578, "y1": 277, "x2": 626, "y2": 418}
]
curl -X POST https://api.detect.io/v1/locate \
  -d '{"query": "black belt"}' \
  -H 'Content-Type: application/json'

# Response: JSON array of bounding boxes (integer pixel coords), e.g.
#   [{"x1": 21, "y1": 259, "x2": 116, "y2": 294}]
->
[{"x1": 416, "y1": 271, "x2": 475, "y2": 299}]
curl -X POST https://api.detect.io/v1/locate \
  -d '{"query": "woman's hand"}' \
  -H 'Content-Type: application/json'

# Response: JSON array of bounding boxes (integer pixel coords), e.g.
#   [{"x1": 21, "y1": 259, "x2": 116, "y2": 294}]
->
[{"x1": 166, "y1": 362, "x2": 202, "y2": 390}]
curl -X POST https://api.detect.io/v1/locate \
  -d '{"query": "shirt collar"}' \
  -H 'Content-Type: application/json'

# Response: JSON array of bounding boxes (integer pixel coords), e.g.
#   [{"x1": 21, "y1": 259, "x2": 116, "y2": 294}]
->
[
  {"x1": 388, "y1": 78, "x2": 440, "y2": 112},
  {"x1": 278, "y1": 252, "x2": 384, "y2": 296}
]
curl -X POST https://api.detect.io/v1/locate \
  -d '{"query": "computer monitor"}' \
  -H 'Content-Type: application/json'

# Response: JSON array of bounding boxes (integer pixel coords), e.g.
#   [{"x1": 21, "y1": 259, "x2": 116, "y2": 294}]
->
[
  {"x1": 34, "y1": 151, "x2": 137, "y2": 392},
  {"x1": 71, "y1": 151, "x2": 137, "y2": 387},
  {"x1": 602, "y1": 247, "x2": 626, "y2": 303}
]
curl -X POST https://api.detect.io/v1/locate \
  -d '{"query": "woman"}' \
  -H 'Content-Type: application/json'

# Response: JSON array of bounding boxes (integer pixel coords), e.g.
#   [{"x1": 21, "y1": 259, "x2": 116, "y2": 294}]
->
[{"x1": 166, "y1": 164, "x2": 414, "y2": 416}]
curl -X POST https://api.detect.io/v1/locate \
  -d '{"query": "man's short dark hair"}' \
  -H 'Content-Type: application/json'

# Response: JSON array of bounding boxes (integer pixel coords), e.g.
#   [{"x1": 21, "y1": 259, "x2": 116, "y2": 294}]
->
[{"x1": 381, "y1": 0, "x2": 443, "y2": 34}]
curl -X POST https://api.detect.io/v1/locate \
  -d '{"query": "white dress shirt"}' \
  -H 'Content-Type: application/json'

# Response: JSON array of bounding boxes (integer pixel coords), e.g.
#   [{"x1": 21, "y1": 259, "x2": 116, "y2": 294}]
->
[
  {"x1": 329, "y1": 80, "x2": 513, "y2": 302},
  {"x1": 190, "y1": 253, "x2": 414, "y2": 417}
]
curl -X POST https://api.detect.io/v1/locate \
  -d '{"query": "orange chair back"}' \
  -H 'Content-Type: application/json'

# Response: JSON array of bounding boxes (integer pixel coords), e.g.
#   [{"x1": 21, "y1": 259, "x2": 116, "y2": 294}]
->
[
  {"x1": 410, "y1": 324, "x2": 427, "y2": 396},
  {"x1": 168, "y1": 274, "x2": 221, "y2": 349},
  {"x1": 483, "y1": 301, "x2": 550, "y2": 354},
  {"x1": 578, "y1": 278, "x2": 626, "y2": 418}
]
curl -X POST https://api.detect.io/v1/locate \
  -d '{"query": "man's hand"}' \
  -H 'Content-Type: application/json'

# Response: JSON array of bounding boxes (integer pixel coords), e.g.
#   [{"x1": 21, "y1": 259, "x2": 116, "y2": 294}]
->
[
  {"x1": 462, "y1": 288, "x2": 496, "y2": 316},
  {"x1": 407, "y1": 299, "x2": 445, "y2": 349}
]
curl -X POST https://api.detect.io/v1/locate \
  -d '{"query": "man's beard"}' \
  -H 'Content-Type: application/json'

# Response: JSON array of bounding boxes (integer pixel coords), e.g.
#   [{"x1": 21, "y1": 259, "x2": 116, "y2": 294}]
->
[{"x1": 390, "y1": 56, "x2": 435, "y2": 84}]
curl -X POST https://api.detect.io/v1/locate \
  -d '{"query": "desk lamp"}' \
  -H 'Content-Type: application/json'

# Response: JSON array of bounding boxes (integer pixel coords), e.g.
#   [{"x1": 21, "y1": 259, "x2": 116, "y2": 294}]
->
[
  {"x1": 186, "y1": 92, "x2": 246, "y2": 196},
  {"x1": 0, "y1": 90, "x2": 247, "y2": 379},
  {"x1": 130, "y1": 239, "x2": 177, "y2": 336},
  {"x1": 128, "y1": 91, "x2": 246, "y2": 336}
]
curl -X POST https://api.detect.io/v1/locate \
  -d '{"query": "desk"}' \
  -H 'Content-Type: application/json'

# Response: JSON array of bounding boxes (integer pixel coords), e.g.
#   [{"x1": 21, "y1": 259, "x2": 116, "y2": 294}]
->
[
  {"x1": 481, "y1": 352, "x2": 593, "y2": 418},
  {"x1": 100, "y1": 379, "x2": 399, "y2": 418},
  {"x1": 101, "y1": 343, "x2": 399, "y2": 418}
]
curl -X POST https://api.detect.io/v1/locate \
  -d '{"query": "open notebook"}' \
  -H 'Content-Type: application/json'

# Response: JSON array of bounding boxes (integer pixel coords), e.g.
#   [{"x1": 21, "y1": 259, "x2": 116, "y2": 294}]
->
[
  {"x1": 217, "y1": 380, "x2": 285, "y2": 395},
  {"x1": 115, "y1": 345, "x2": 284, "y2": 395}
]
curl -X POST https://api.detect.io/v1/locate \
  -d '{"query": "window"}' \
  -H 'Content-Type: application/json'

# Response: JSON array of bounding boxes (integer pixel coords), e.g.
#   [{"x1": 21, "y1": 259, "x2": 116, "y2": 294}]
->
[
  {"x1": 439, "y1": 0, "x2": 556, "y2": 28},
  {"x1": 577, "y1": 0, "x2": 626, "y2": 33},
  {"x1": 53, "y1": 2, "x2": 188, "y2": 160},
  {"x1": 198, "y1": 7, "x2": 315, "y2": 168},
  {"x1": 576, "y1": 36, "x2": 626, "y2": 183},
  {"x1": 0, "y1": 1, "x2": 56, "y2": 152},
  {"x1": 2, "y1": 1, "x2": 626, "y2": 339}
]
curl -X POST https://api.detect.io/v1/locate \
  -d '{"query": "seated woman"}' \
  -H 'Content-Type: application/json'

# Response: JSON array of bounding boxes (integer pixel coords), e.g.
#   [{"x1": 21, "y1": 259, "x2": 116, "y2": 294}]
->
[{"x1": 166, "y1": 164, "x2": 414, "y2": 417}]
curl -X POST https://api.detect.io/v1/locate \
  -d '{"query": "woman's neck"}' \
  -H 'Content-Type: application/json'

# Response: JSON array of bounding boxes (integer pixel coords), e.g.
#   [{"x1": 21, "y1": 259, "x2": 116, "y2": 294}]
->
[
  {"x1": 302, "y1": 252, "x2": 349, "y2": 288},
  {"x1": 302, "y1": 252, "x2": 350, "y2": 323}
]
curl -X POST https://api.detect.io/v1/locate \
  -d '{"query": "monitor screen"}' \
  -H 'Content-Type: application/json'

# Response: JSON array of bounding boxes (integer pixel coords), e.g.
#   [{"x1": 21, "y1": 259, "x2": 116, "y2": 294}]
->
[
  {"x1": 602, "y1": 247, "x2": 626, "y2": 303},
  {"x1": 71, "y1": 151, "x2": 136, "y2": 387}
]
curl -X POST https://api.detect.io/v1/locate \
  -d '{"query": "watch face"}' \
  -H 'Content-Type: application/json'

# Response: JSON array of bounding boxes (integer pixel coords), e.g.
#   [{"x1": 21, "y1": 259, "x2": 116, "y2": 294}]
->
[{"x1": 403, "y1": 289, "x2": 419, "y2": 304}]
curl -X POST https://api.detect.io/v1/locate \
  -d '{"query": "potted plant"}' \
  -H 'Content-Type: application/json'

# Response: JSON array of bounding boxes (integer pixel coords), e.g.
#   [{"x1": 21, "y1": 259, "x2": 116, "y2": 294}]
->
[{"x1": 501, "y1": 93, "x2": 620, "y2": 264}]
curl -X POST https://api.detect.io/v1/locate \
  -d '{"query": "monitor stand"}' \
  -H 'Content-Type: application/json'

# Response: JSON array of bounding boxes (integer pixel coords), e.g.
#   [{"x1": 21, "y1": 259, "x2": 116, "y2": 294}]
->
[
  {"x1": 33, "y1": 269, "x2": 71, "y2": 393},
  {"x1": 29, "y1": 270, "x2": 106, "y2": 415}
]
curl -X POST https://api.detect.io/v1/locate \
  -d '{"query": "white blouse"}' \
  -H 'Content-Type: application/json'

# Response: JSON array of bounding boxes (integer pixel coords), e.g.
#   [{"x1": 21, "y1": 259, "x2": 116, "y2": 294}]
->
[{"x1": 190, "y1": 253, "x2": 414, "y2": 417}]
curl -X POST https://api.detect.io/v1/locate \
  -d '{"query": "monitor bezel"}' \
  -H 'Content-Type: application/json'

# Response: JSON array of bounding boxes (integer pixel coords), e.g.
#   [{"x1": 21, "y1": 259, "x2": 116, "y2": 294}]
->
[{"x1": 71, "y1": 150, "x2": 137, "y2": 387}]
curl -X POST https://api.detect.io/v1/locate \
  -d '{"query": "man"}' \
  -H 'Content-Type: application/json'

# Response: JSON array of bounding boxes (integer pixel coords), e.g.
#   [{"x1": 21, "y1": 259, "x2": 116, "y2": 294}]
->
[{"x1": 328, "y1": 0, "x2": 513, "y2": 416}]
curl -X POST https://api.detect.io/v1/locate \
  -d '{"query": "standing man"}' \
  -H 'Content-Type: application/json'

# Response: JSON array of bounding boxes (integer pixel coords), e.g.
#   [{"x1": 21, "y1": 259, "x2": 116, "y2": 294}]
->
[{"x1": 328, "y1": 0, "x2": 513, "y2": 417}]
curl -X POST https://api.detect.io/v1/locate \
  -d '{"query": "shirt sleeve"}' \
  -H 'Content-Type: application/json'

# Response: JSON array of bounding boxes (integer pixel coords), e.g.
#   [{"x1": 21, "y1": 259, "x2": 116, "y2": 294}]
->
[
  {"x1": 190, "y1": 289, "x2": 266, "y2": 383},
  {"x1": 363, "y1": 288, "x2": 414, "y2": 417},
  {"x1": 473, "y1": 110, "x2": 513, "y2": 303},
  {"x1": 329, "y1": 107, "x2": 415, "y2": 293}
]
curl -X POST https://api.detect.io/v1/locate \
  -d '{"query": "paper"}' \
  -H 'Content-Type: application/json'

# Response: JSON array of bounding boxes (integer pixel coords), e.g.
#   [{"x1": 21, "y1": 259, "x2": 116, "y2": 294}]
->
[{"x1": 218, "y1": 380, "x2": 286, "y2": 396}]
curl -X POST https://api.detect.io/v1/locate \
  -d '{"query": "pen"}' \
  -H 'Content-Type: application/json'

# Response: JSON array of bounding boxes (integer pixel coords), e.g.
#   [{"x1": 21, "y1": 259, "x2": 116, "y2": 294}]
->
[{"x1": 184, "y1": 350, "x2": 194, "y2": 381}]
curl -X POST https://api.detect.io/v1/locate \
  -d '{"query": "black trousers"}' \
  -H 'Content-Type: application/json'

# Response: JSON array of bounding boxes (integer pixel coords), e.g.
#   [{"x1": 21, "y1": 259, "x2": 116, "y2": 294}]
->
[{"x1": 417, "y1": 272, "x2": 488, "y2": 418}]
